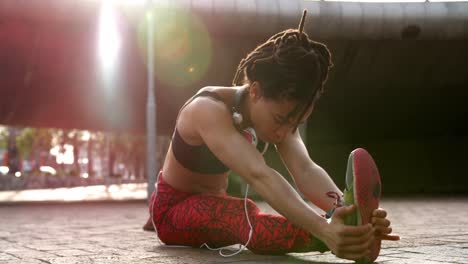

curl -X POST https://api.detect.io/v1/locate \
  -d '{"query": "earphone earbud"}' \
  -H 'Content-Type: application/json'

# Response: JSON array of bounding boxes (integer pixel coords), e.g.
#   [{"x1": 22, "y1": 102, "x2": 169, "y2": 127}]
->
[
  {"x1": 232, "y1": 111, "x2": 243, "y2": 126},
  {"x1": 232, "y1": 86, "x2": 247, "y2": 128}
]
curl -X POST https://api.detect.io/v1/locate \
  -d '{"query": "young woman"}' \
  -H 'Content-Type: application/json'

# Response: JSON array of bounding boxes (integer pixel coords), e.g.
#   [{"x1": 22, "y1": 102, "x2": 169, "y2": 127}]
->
[{"x1": 144, "y1": 10, "x2": 399, "y2": 261}]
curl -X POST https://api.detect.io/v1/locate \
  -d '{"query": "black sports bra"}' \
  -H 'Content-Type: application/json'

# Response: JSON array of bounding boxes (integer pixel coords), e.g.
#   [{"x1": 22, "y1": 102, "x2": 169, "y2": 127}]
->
[{"x1": 171, "y1": 91, "x2": 230, "y2": 174}]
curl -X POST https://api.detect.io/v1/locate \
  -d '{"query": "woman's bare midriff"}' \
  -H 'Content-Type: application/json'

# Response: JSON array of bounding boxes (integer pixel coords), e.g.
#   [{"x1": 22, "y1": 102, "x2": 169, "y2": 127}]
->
[{"x1": 162, "y1": 144, "x2": 229, "y2": 195}]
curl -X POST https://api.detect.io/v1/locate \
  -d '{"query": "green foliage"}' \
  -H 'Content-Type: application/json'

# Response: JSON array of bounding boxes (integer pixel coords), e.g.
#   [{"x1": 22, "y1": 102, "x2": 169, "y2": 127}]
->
[
  {"x1": 16, "y1": 128, "x2": 55, "y2": 159},
  {"x1": 16, "y1": 128, "x2": 35, "y2": 159},
  {"x1": 35, "y1": 128, "x2": 54, "y2": 150},
  {"x1": 0, "y1": 126, "x2": 7, "y2": 149}
]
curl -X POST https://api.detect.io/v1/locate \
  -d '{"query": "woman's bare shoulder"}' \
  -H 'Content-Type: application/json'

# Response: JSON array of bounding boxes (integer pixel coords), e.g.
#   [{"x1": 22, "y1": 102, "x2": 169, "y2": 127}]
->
[
  {"x1": 179, "y1": 87, "x2": 232, "y2": 125},
  {"x1": 197, "y1": 85, "x2": 234, "y2": 94},
  {"x1": 178, "y1": 90, "x2": 234, "y2": 144}
]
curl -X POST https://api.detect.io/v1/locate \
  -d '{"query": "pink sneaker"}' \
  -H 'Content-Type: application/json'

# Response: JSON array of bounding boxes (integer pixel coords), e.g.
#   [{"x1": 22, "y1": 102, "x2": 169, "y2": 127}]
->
[{"x1": 343, "y1": 148, "x2": 382, "y2": 263}]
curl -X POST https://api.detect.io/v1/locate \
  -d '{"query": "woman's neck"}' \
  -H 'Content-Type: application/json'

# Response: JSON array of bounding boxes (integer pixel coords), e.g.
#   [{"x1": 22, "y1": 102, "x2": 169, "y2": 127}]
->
[{"x1": 237, "y1": 85, "x2": 252, "y2": 129}]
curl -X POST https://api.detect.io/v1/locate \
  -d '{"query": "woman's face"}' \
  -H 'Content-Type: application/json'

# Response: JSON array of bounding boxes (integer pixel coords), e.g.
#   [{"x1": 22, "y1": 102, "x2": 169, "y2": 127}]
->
[{"x1": 248, "y1": 83, "x2": 315, "y2": 144}]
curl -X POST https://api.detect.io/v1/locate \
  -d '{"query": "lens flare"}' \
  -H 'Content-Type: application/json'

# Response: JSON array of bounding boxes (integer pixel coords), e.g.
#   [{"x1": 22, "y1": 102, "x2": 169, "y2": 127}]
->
[{"x1": 138, "y1": 7, "x2": 212, "y2": 87}]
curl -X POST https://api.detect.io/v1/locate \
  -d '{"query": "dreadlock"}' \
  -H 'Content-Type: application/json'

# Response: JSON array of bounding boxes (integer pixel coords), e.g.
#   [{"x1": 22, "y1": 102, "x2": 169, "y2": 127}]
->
[{"x1": 232, "y1": 9, "x2": 333, "y2": 123}]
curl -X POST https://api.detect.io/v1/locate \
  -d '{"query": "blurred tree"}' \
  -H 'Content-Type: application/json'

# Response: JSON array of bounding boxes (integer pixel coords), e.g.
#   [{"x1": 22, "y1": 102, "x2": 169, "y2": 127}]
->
[
  {"x1": 87, "y1": 134, "x2": 94, "y2": 178},
  {"x1": 111, "y1": 132, "x2": 134, "y2": 178},
  {"x1": 34, "y1": 128, "x2": 55, "y2": 169},
  {"x1": 0, "y1": 126, "x2": 7, "y2": 149},
  {"x1": 7, "y1": 127, "x2": 19, "y2": 173},
  {"x1": 131, "y1": 135, "x2": 145, "y2": 180},
  {"x1": 71, "y1": 130, "x2": 80, "y2": 176},
  {"x1": 14, "y1": 128, "x2": 55, "y2": 172},
  {"x1": 16, "y1": 128, "x2": 35, "y2": 159}
]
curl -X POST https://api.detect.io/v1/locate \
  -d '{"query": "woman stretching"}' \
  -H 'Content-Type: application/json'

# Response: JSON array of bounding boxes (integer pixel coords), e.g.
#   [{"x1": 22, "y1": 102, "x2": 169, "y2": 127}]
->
[{"x1": 144, "y1": 10, "x2": 399, "y2": 262}]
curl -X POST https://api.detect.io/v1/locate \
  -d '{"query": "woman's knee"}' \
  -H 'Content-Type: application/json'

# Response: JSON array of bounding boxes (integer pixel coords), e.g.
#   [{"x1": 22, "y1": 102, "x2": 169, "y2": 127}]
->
[{"x1": 244, "y1": 198, "x2": 260, "y2": 215}]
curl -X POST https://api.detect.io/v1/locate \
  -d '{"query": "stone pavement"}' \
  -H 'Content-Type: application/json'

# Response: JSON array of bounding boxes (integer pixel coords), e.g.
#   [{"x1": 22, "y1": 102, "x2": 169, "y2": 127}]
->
[{"x1": 0, "y1": 196, "x2": 467, "y2": 264}]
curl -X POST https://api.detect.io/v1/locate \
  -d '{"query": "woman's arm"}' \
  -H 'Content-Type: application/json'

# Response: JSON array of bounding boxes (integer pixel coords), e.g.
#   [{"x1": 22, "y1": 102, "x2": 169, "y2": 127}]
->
[
  {"x1": 276, "y1": 130, "x2": 343, "y2": 212},
  {"x1": 187, "y1": 97, "x2": 330, "y2": 238}
]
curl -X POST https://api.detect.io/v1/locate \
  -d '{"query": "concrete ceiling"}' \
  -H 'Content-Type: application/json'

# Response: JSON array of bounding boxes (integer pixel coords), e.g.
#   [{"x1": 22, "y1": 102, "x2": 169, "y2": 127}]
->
[{"x1": 0, "y1": 0, "x2": 467, "y2": 140}]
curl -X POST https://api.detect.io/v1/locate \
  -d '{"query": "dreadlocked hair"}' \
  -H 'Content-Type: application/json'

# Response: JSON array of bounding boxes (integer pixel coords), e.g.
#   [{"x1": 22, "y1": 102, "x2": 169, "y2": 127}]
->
[{"x1": 232, "y1": 10, "x2": 333, "y2": 114}]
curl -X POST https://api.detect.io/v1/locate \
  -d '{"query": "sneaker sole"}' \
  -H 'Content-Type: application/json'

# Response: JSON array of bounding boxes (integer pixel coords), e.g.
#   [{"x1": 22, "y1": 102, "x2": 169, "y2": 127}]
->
[{"x1": 348, "y1": 148, "x2": 382, "y2": 263}]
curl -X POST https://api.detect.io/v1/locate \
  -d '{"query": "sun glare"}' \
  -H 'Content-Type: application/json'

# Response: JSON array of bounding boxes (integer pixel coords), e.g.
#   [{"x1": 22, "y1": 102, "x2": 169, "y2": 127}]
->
[{"x1": 98, "y1": 2, "x2": 121, "y2": 72}]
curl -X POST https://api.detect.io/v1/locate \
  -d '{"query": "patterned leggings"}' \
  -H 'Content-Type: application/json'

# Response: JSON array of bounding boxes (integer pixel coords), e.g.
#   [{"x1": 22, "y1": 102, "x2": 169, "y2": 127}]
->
[{"x1": 147, "y1": 172, "x2": 329, "y2": 255}]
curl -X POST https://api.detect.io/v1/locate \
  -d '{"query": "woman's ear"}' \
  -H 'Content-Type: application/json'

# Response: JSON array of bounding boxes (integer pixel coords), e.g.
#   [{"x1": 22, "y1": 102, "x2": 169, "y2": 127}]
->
[{"x1": 249, "y1": 81, "x2": 262, "y2": 102}]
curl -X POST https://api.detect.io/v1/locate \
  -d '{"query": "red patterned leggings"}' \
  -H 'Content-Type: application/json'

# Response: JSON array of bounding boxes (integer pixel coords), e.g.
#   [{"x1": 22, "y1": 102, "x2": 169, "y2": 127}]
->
[{"x1": 147, "y1": 173, "x2": 329, "y2": 255}]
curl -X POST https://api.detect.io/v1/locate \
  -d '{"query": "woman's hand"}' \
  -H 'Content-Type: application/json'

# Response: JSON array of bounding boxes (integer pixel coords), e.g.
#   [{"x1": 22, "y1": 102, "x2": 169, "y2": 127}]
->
[
  {"x1": 371, "y1": 208, "x2": 400, "y2": 241},
  {"x1": 321, "y1": 205, "x2": 375, "y2": 261}
]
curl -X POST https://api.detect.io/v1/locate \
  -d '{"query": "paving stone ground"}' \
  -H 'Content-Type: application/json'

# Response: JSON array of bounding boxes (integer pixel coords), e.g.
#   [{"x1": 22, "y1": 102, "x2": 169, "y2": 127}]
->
[{"x1": 0, "y1": 196, "x2": 467, "y2": 264}]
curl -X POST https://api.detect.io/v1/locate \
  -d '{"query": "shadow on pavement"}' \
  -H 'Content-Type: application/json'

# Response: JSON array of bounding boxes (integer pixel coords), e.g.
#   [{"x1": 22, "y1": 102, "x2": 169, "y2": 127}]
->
[{"x1": 150, "y1": 245, "x2": 349, "y2": 264}]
